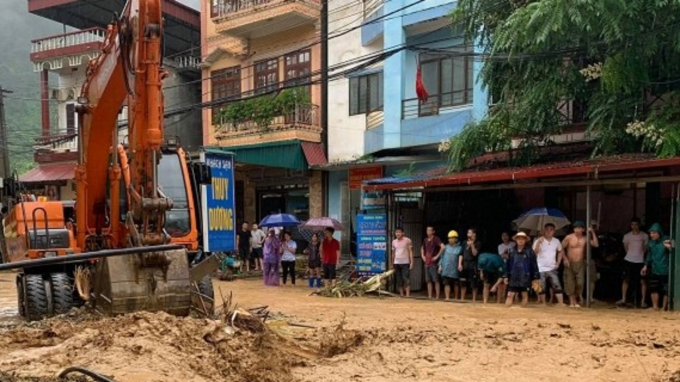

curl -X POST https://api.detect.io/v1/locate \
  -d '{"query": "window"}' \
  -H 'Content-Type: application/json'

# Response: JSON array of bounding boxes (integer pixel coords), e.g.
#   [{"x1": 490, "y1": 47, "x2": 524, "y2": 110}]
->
[
  {"x1": 158, "y1": 153, "x2": 190, "y2": 237},
  {"x1": 284, "y1": 50, "x2": 311, "y2": 88},
  {"x1": 420, "y1": 52, "x2": 473, "y2": 110},
  {"x1": 211, "y1": 66, "x2": 241, "y2": 123},
  {"x1": 349, "y1": 71, "x2": 383, "y2": 115},
  {"x1": 255, "y1": 58, "x2": 279, "y2": 95},
  {"x1": 65, "y1": 103, "x2": 77, "y2": 135}
]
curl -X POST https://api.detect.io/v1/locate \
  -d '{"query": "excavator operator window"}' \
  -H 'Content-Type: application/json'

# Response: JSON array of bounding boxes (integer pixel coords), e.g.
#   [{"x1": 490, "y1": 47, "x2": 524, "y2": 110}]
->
[{"x1": 158, "y1": 152, "x2": 190, "y2": 237}]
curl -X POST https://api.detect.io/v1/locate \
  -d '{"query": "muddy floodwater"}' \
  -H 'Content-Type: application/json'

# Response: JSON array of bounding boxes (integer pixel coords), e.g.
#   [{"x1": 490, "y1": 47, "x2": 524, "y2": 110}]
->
[{"x1": 0, "y1": 271, "x2": 679, "y2": 382}]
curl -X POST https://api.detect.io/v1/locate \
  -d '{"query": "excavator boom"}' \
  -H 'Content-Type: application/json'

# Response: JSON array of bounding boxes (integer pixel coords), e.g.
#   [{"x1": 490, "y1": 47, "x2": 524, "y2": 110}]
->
[{"x1": 74, "y1": 0, "x2": 192, "y2": 316}]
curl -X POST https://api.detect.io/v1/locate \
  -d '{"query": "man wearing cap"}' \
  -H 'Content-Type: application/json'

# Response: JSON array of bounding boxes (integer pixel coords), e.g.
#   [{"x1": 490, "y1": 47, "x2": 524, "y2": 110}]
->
[
  {"x1": 533, "y1": 223, "x2": 566, "y2": 306},
  {"x1": 478, "y1": 252, "x2": 507, "y2": 304},
  {"x1": 642, "y1": 223, "x2": 673, "y2": 311},
  {"x1": 421, "y1": 226, "x2": 445, "y2": 299},
  {"x1": 504, "y1": 232, "x2": 540, "y2": 307},
  {"x1": 562, "y1": 221, "x2": 599, "y2": 308},
  {"x1": 439, "y1": 230, "x2": 462, "y2": 300}
]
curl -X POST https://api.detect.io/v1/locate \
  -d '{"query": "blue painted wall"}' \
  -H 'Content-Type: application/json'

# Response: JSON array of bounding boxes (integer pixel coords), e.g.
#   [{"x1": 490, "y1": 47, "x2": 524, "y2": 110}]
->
[{"x1": 358, "y1": 0, "x2": 487, "y2": 156}]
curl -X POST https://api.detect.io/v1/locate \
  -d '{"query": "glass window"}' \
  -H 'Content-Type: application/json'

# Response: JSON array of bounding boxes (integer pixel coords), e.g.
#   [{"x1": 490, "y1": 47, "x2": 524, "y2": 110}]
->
[
  {"x1": 255, "y1": 58, "x2": 279, "y2": 94},
  {"x1": 349, "y1": 71, "x2": 383, "y2": 115},
  {"x1": 158, "y1": 153, "x2": 190, "y2": 237},
  {"x1": 211, "y1": 66, "x2": 241, "y2": 123}
]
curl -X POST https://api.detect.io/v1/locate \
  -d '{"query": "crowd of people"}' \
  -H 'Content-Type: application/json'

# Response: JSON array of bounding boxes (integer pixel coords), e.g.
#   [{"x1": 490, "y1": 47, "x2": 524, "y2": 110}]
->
[
  {"x1": 235, "y1": 222, "x2": 341, "y2": 288},
  {"x1": 391, "y1": 219, "x2": 674, "y2": 310}
]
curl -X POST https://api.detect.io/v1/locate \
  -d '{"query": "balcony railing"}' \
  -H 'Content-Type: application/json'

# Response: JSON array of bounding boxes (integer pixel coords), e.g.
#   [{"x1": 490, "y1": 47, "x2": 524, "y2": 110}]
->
[
  {"x1": 31, "y1": 27, "x2": 106, "y2": 54},
  {"x1": 34, "y1": 130, "x2": 78, "y2": 151},
  {"x1": 215, "y1": 104, "x2": 320, "y2": 137},
  {"x1": 174, "y1": 55, "x2": 201, "y2": 70},
  {"x1": 212, "y1": 0, "x2": 319, "y2": 19},
  {"x1": 402, "y1": 90, "x2": 473, "y2": 120}
]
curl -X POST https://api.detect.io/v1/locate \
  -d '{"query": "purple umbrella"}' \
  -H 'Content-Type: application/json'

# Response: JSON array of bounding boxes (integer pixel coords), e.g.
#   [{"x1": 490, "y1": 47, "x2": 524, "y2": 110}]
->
[{"x1": 301, "y1": 217, "x2": 347, "y2": 231}]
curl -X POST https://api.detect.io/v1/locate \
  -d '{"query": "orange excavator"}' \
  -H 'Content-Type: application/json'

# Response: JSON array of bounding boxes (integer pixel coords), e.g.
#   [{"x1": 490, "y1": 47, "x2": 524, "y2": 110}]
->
[{"x1": 1, "y1": 0, "x2": 226, "y2": 320}]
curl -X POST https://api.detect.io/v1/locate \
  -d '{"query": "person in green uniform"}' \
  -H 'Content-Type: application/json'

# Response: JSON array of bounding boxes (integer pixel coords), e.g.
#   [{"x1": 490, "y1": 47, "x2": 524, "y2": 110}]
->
[
  {"x1": 641, "y1": 223, "x2": 674, "y2": 311},
  {"x1": 478, "y1": 252, "x2": 507, "y2": 304}
]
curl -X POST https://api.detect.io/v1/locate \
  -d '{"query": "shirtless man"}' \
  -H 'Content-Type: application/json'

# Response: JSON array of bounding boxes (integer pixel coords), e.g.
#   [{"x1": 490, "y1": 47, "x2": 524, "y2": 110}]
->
[{"x1": 562, "y1": 221, "x2": 599, "y2": 308}]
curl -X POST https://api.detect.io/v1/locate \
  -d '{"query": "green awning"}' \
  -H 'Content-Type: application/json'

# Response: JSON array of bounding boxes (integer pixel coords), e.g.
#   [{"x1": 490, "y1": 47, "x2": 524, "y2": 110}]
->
[{"x1": 206, "y1": 140, "x2": 307, "y2": 170}]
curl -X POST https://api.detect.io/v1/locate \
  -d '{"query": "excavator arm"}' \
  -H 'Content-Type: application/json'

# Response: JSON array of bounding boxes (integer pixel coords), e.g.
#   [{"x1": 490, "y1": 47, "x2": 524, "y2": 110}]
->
[
  {"x1": 76, "y1": 0, "x2": 168, "y2": 251},
  {"x1": 72, "y1": 0, "x2": 193, "y2": 316}
]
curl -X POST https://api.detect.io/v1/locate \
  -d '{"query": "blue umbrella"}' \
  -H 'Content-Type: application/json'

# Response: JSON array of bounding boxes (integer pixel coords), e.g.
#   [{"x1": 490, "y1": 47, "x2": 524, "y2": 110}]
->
[
  {"x1": 512, "y1": 207, "x2": 571, "y2": 235},
  {"x1": 259, "y1": 213, "x2": 300, "y2": 228}
]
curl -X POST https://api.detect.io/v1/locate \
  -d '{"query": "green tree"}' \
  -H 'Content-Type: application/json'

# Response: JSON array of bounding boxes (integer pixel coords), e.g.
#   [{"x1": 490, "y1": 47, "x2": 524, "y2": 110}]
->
[{"x1": 447, "y1": 0, "x2": 680, "y2": 170}]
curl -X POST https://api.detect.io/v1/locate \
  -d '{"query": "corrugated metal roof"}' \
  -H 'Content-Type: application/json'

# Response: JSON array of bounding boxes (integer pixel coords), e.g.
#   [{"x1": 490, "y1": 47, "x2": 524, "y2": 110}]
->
[
  {"x1": 365, "y1": 154, "x2": 680, "y2": 191},
  {"x1": 301, "y1": 141, "x2": 327, "y2": 167},
  {"x1": 19, "y1": 163, "x2": 75, "y2": 183}
]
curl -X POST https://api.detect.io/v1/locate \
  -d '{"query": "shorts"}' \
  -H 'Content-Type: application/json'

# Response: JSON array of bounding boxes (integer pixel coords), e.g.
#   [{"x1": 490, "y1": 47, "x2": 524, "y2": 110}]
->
[
  {"x1": 394, "y1": 264, "x2": 410, "y2": 288},
  {"x1": 563, "y1": 261, "x2": 584, "y2": 296},
  {"x1": 323, "y1": 263, "x2": 337, "y2": 280},
  {"x1": 308, "y1": 258, "x2": 321, "y2": 269},
  {"x1": 539, "y1": 270, "x2": 563, "y2": 294},
  {"x1": 508, "y1": 286, "x2": 529, "y2": 293},
  {"x1": 649, "y1": 274, "x2": 669, "y2": 295},
  {"x1": 238, "y1": 247, "x2": 250, "y2": 261},
  {"x1": 482, "y1": 271, "x2": 501, "y2": 286},
  {"x1": 459, "y1": 268, "x2": 479, "y2": 289},
  {"x1": 623, "y1": 260, "x2": 644, "y2": 282},
  {"x1": 425, "y1": 265, "x2": 439, "y2": 283},
  {"x1": 251, "y1": 247, "x2": 263, "y2": 259},
  {"x1": 442, "y1": 276, "x2": 459, "y2": 286}
]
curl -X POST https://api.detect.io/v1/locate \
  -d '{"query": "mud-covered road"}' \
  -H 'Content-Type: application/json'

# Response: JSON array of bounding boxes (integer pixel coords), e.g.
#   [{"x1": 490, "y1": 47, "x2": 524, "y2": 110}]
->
[{"x1": 0, "y1": 271, "x2": 678, "y2": 382}]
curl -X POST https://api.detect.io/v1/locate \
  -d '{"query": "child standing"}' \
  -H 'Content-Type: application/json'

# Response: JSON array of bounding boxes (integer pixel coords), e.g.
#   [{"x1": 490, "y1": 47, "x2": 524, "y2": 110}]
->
[
  {"x1": 504, "y1": 232, "x2": 540, "y2": 307},
  {"x1": 305, "y1": 233, "x2": 322, "y2": 288}
]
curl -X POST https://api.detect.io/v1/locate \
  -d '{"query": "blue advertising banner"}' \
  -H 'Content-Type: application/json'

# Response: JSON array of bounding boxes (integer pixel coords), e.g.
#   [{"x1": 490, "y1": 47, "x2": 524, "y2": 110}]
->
[
  {"x1": 356, "y1": 214, "x2": 387, "y2": 276},
  {"x1": 201, "y1": 152, "x2": 236, "y2": 252}
]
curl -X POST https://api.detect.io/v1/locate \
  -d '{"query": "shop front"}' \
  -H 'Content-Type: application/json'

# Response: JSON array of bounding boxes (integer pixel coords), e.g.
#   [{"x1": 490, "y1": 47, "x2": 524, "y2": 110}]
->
[{"x1": 365, "y1": 154, "x2": 680, "y2": 307}]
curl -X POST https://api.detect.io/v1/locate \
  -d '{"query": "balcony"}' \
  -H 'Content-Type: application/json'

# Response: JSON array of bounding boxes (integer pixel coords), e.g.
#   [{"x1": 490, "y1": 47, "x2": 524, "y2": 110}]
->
[
  {"x1": 212, "y1": 0, "x2": 320, "y2": 39},
  {"x1": 33, "y1": 130, "x2": 78, "y2": 164},
  {"x1": 402, "y1": 90, "x2": 473, "y2": 120},
  {"x1": 215, "y1": 104, "x2": 321, "y2": 146},
  {"x1": 30, "y1": 27, "x2": 106, "y2": 72}
]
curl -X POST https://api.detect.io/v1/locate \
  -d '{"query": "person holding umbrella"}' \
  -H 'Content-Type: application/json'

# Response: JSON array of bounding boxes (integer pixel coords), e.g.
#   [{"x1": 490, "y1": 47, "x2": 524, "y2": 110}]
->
[
  {"x1": 262, "y1": 228, "x2": 283, "y2": 286},
  {"x1": 305, "y1": 233, "x2": 323, "y2": 288}
]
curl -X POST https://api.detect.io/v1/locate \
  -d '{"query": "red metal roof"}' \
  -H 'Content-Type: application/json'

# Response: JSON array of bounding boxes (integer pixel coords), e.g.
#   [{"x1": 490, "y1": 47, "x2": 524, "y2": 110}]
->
[
  {"x1": 19, "y1": 163, "x2": 75, "y2": 183},
  {"x1": 301, "y1": 141, "x2": 327, "y2": 167},
  {"x1": 365, "y1": 155, "x2": 680, "y2": 191}
]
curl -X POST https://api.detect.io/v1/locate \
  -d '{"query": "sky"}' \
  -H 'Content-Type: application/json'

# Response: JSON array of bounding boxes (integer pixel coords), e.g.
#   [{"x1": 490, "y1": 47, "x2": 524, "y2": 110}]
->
[{"x1": 176, "y1": 0, "x2": 200, "y2": 10}]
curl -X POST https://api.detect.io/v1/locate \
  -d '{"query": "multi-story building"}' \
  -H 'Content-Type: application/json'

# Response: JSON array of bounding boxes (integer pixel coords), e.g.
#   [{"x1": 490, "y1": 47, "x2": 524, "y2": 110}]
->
[
  {"x1": 324, "y1": 0, "x2": 488, "y2": 250},
  {"x1": 19, "y1": 0, "x2": 202, "y2": 200},
  {"x1": 202, "y1": 0, "x2": 327, "y2": 224}
]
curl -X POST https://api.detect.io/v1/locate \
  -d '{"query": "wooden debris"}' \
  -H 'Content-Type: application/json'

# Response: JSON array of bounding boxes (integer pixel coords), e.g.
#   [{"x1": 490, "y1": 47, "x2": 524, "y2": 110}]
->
[{"x1": 313, "y1": 270, "x2": 394, "y2": 298}]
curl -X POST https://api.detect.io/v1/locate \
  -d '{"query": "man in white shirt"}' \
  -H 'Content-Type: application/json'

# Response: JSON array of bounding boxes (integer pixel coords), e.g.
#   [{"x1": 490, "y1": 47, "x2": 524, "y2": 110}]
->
[
  {"x1": 617, "y1": 218, "x2": 649, "y2": 307},
  {"x1": 533, "y1": 223, "x2": 565, "y2": 306}
]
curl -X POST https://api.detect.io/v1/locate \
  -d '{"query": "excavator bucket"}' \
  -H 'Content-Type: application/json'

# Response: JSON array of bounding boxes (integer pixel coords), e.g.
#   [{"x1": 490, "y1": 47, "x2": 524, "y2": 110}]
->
[{"x1": 92, "y1": 248, "x2": 192, "y2": 316}]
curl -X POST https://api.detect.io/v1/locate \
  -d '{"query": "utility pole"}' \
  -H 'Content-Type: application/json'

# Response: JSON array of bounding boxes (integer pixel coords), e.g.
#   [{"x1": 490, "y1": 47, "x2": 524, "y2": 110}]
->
[
  {"x1": 0, "y1": 86, "x2": 12, "y2": 179},
  {"x1": 320, "y1": 0, "x2": 329, "y2": 216}
]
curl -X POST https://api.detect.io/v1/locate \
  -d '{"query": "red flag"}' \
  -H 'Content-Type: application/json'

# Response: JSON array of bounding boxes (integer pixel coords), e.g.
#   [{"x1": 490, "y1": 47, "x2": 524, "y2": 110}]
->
[{"x1": 416, "y1": 66, "x2": 429, "y2": 103}]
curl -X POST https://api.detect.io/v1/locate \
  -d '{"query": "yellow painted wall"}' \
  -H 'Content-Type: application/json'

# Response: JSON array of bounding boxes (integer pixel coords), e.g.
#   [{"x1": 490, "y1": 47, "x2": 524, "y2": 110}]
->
[{"x1": 201, "y1": 5, "x2": 321, "y2": 147}]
